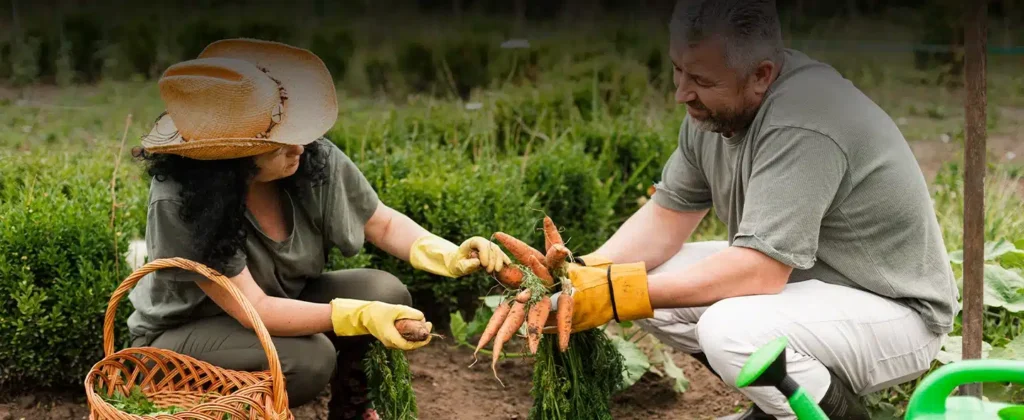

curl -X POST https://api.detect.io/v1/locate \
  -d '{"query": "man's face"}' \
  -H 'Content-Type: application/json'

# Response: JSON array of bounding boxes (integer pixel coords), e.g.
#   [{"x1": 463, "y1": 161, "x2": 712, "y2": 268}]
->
[{"x1": 670, "y1": 36, "x2": 773, "y2": 136}]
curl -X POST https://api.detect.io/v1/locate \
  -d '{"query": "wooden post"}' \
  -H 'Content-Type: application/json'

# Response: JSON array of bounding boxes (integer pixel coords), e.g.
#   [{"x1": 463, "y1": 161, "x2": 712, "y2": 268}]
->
[{"x1": 960, "y1": 0, "x2": 987, "y2": 399}]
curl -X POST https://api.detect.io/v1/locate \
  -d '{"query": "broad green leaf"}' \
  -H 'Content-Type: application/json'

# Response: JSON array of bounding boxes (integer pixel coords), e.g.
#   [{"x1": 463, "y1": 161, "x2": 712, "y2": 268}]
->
[
  {"x1": 483, "y1": 295, "x2": 503, "y2": 309},
  {"x1": 449, "y1": 311, "x2": 468, "y2": 344},
  {"x1": 660, "y1": 350, "x2": 690, "y2": 393},
  {"x1": 936, "y1": 335, "x2": 992, "y2": 364},
  {"x1": 611, "y1": 335, "x2": 650, "y2": 388},
  {"x1": 464, "y1": 304, "x2": 493, "y2": 339},
  {"x1": 1015, "y1": 239, "x2": 1024, "y2": 251},
  {"x1": 988, "y1": 240, "x2": 1018, "y2": 260},
  {"x1": 983, "y1": 264, "x2": 1024, "y2": 312},
  {"x1": 618, "y1": 320, "x2": 634, "y2": 329},
  {"x1": 949, "y1": 250, "x2": 963, "y2": 265},
  {"x1": 999, "y1": 250, "x2": 1024, "y2": 270},
  {"x1": 988, "y1": 334, "x2": 1024, "y2": 360},
  {"x1": 949, "y1": 240, "x2": 1019, "y2": 265}
]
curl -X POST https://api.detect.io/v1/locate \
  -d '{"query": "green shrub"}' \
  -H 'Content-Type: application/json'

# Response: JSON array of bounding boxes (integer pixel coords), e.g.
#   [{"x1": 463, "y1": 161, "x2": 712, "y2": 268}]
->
[{"x1": 0, "y1": 150, "x2": 148, "y2": 392}]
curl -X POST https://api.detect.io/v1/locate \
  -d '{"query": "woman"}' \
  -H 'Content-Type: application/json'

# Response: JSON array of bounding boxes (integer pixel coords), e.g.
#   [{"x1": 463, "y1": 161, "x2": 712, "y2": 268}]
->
[{"x1": 126, "y1": 38, "x2": 510, "y2": 419}]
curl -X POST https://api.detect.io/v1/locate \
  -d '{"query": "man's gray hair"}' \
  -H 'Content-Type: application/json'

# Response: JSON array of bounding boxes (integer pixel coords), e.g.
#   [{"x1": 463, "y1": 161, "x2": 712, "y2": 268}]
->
[{"x1": 670, "y1": 0, "x2": 785, "y2": 76}]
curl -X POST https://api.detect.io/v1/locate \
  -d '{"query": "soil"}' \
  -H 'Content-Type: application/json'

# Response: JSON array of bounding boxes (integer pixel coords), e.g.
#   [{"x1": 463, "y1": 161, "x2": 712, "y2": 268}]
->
[{"x1": 0, "y1": 337, "x2": 747, "y2": 420}]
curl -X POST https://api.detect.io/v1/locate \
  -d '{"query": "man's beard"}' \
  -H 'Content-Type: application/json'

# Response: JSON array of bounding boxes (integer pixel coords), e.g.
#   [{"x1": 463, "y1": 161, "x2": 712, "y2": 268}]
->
[{"x1": 687, "y1": 99, "x2": 758, "y2": 136}]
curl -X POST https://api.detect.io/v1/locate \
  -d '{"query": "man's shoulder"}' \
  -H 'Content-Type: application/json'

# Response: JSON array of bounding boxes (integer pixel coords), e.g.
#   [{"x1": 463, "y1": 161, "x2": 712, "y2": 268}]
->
[{"x1": 757, "y1": 49, "x2": 901, "y2": 146}]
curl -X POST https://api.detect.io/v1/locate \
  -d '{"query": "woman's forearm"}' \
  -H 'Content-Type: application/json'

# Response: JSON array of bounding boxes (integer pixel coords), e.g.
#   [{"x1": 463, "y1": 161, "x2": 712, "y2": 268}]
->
[
  {"x1": 250, "y1": 296, "x2": 335, "y2": 337},
  {"x1": 364, "y1": 203, "x2": 431, "y2": 261}
]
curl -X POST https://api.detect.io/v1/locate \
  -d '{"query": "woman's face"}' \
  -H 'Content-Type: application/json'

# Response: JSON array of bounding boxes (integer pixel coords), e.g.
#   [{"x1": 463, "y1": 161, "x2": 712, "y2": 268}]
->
[{"x1": 252, "y1": 144, "x2": 304, "y2": 182}]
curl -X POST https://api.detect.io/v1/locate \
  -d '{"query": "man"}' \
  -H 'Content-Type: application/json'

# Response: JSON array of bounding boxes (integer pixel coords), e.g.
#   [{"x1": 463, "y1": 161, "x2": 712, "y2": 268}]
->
[{"x1": 554, "y1": 0, "x2": 960, "y2": 418}]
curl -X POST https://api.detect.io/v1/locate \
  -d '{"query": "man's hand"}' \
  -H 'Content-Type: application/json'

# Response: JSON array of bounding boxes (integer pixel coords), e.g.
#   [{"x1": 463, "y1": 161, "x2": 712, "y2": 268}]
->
[
  {"x1": 408, "y1": 234, "x2": 511, "y2": 278},
  {"x1": 546, "y1": 261, "x2": 654, "y2": 333}
]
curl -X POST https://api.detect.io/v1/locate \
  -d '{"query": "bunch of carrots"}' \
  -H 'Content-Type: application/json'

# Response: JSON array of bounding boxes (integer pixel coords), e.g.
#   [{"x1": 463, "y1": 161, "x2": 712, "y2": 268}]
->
[{"x1": 472, "y1": 216, "x2": 577, "y2": 384}]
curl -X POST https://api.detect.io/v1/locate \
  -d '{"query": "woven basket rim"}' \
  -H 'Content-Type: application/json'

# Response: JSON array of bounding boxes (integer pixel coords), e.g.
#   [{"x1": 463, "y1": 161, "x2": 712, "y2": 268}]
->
[{"x1": 85, "y1": 257, "x2": 292, "y2": 419}]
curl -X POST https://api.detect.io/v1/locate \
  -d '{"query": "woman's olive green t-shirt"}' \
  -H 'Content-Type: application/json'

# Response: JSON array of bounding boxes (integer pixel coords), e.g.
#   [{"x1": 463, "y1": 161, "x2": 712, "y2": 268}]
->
[{"x1": 126, "y1": 138, "x2": 380, "y2": 342}]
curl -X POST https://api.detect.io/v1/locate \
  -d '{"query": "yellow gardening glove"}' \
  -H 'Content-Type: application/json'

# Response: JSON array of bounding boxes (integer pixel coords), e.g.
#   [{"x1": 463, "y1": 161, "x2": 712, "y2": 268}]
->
[
  {"x1": 548, "y1": 262, "x2": 654, "y2": 333},
  {"x1": 330, "y1": 298, "x2": 433, "y2": 350},
  {"x1": 408, "y1": 234, "x2": 511, "y2": 278},
  {"x1": 571, "y1": 253, "x2": 614, "y2": 268}
]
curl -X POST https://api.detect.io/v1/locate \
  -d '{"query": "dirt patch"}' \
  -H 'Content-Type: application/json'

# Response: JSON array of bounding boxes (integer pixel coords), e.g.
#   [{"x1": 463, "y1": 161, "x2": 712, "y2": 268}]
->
[{"x1": 0, "y1": 337, "x2": 745, "y2": 419}]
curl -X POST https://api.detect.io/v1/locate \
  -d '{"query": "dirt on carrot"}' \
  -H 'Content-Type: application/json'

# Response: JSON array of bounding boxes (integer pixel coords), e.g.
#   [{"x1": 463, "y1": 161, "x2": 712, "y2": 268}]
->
[
  {"x1": 492, "y1": 300, "x2": 528, "y2": 386},
  {"x1": 556, "y1": 292, "x2": 574, "y2": 352},
  {"x1": 474, "y1": 300, "x2": 511, "y2": 360},
  {"x1": 526, "y1": 296, "x2": 552, "y2": 355},
  {"x1": 543, "y1": 216, "x2": 563, "y2": 252},
  {"x1": 496, "y1": 265, "x2": 525, "y2": 288},
  {"x1": 545, "y1": 244, "x2": 570, "y2": 272}
]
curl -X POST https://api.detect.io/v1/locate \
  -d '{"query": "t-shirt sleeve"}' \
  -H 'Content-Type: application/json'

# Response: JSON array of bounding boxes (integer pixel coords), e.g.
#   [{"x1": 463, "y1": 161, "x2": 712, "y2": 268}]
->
[
  {"x1": 146, "y1": 198, "x2": 247, "y2": 281},
  {"x1": 651, "y1": 119, "x2": 713, "y2": 212},
  {"x1": 322, "y1": 142, "x2": 381, "y2": 257},
  {"x1": 731, "y1": 126, "x2": 848, "y2": 269}
]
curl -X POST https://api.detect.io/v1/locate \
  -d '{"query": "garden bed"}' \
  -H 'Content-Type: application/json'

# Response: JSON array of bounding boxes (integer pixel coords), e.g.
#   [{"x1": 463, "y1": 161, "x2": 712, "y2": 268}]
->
[{"x1": 0, "y1": 338, "x2": 746, "y2": 420}]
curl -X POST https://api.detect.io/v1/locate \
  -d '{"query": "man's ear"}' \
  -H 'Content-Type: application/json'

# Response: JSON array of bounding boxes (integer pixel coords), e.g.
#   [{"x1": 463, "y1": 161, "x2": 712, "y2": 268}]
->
[{"x1": 749, "y1": 60, "x2": 776, "y2": 95}]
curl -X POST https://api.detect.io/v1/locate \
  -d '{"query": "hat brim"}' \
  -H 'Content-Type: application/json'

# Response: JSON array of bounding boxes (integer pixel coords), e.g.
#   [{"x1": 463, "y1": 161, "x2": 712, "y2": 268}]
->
[{"x1": 141, "y1": 38, "x2": 338, "y2": 159}]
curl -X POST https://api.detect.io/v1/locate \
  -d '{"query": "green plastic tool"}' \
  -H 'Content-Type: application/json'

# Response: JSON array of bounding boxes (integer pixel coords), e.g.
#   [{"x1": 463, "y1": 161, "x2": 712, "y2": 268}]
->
[
  {"x1": 735, "y1": 336, "x2": 828, "y2": 420},
  {"x1": 736, "y1": 336, "x2": 1024, "y2": 420}
]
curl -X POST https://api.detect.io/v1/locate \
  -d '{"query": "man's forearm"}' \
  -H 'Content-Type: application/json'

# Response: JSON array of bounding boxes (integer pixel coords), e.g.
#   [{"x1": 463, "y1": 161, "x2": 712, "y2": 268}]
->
[
  {"x1": 592, "y1": 201, "x2": 708, "y2": 269},
  {"x1": 646, "y1": 245, "x2": 793, "y2": 308}
]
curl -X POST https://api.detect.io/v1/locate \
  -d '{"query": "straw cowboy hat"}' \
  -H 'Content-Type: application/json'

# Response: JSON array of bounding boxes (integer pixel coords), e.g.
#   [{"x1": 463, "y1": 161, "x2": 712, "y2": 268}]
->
[{"x1": 140, "y1": 38, "x2": 338, "y2": 160}]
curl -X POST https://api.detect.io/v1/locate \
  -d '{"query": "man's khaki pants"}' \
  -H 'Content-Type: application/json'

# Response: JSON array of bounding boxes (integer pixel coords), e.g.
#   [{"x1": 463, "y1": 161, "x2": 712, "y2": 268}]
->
[{"x1": 635, "y1": 241, "x2": 945, "y2": 419}]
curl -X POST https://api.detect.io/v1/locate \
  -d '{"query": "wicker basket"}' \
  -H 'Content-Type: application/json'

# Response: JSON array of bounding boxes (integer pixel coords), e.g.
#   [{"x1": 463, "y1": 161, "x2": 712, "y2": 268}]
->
[{"x1": 84, "y1": 257, "x2": 293, "y2": 419}]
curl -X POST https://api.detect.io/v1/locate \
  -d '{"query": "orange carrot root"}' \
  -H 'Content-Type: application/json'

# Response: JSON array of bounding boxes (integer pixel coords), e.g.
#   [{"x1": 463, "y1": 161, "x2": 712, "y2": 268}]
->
[
  {"x1": 395, "y1": 319, "x2": 431, "y2": 342},
  {"x1": 545, "y1": 244, "x2": 570, "y2": 271},
  {"x1": 557, "y1": 293, "x2": 574, "y2": 352},
  {"x1": 526, "y1": 255, "x2": 554, "y2": 287},
  {"x1": 526, "y1": 296, "x2": 552, "y2": 354},
  {"x1": 472, "y1": 300, "x2": 512, "y2": 364},
  {"x1": 494, "y1": 232, "x2": 545, "y2": 265},
  {"x1": 543, "y1": 216, "x2": 563, "y2": 252},
  {"x1": 516, "y1": 288, "x2": 532, "y2": 303},
  {"x1": 492, "y1": 300, "x2": 527, "y2": 386},
  {"x1": 495, "y1": 265, "x2": 524, "y2": 288}
]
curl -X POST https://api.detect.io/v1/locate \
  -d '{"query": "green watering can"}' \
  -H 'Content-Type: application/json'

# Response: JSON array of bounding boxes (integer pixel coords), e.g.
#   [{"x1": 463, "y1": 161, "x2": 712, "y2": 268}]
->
[{"x1": 735, "y1": 336, "x2": 1024, "y2": 419}]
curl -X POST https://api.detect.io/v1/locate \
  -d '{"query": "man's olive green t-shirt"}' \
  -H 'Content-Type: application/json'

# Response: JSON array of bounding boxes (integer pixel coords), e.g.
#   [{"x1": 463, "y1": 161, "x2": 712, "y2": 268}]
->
[
  {"x1": 126, "y1": 138, "x2": 380, "y2": 342},
  {"x1": 652, "y1": 49, "x2": 960, "y2": 335}
]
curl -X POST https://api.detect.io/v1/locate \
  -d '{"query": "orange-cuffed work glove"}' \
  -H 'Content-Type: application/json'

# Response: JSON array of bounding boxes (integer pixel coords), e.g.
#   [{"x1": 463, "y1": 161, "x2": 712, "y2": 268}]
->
[{"x1": 547, "y1": 261, "x2": 654, "y2": 333}]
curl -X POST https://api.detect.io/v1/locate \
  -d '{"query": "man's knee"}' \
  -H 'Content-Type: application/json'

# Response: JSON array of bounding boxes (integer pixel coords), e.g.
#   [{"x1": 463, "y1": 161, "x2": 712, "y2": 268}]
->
[
  {"x1": 363, "y1": 270, "x2": 412, "y2": 306},
  {"x1": 694, "y1": 298, "x2": 766, "y2": 376},
  {"x1": 278, "y1": 334, "x2": 336, "y2": 407}
]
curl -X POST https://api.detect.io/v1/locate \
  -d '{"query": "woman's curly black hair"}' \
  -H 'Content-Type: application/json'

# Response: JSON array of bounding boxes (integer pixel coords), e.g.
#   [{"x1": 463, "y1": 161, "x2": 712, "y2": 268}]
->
[{"x1": 132, "y1": 139, "x2": 331, "y2": 274}]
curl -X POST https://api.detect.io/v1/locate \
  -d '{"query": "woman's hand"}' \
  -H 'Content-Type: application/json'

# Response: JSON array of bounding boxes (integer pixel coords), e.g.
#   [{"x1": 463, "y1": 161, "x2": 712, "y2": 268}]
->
[
  {"x1": 330, "y1": 298, "x2": 433, "y2": 350},
  {"x1": 408, "y1": 234, "x2": 510, "y2": 278}
]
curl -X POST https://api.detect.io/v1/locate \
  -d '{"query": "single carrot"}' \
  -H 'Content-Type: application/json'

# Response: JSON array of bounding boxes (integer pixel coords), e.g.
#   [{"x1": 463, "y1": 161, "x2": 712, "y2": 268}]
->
[
  {"x1": 543, "y1": 216, "x2": 563, "y2": 252},
  {"x1": 473, "y1": 300, "x2": 512, "y2": 362},
  {"x1": 492, "y1": 300, "x2": 528, "y2": 386},
  {"x1": 526, "y1": 254, "x2": 554, "y2": 287},
  {"x1": 395, "y1": 319, "x2": 431, "y2": 342},
  {"x1": 545, "y1": 243, "x2": 569, "y2": 271},
  {"x1": 494, "y1": 232, "x2": 545, "y2": 264},
  {"x1": 556, "y1": 293, "x2": 574, "y2": 352},
  {"x1": 526, "y1": 296, "x2": 552, "y2": 354},
  {"x1": 516, "y1": 288, "x2": 532, "y2": 303},
  {"x1": 495, "y1": 265, "x2": 524, "y2": 288}
]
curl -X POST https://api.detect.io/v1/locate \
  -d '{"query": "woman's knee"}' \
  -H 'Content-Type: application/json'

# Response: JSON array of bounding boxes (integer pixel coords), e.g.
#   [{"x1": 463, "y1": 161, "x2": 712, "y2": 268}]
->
[
  {"x1": 310, "y1": 269, "x2": 412, "y2": 306},
  {"x1": 360, "y1": 269, "x2": 412, "y2": 306},
  {"x1": 278, "y1": 334, "x2": 336, "y2": 407}
]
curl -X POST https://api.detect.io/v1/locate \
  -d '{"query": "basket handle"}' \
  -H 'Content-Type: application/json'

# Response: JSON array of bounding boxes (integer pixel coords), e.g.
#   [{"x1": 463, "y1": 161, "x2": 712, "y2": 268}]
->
[{"x1": 102, "y1": 257, "x2": 288, "y2": 414}]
